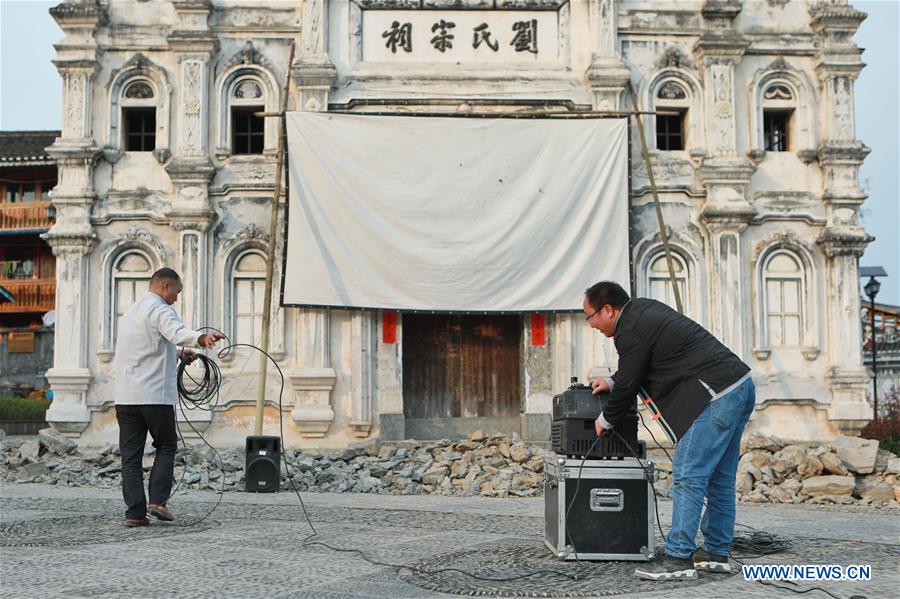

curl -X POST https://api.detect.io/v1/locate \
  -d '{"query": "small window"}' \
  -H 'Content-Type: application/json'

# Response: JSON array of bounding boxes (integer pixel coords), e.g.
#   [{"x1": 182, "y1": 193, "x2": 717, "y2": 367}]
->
[
  {"x1": 761, "y1": 82, "x2": 795, "y2": 152},
  {"x1": 656, "y1": 112, "x2": 685, "y2": 151},
  {"x1": 232, "y1": 106, "x2": 264, "y2": 155},
  {"x1": 124, "y1": 107, "x2": 156, "y2": 151},
  {"x1": 231, "y1": 251, "x2": 267, "y2": 344},
  {"x1": 764, "y1": 110, "x2": 791, "y2": 152},
  {"x1": 112, "y1": 251, "x2": 152, "y2": 343},
  {"x1": 648, "y1": 253, "x2": 688, "y2": 312},
  {"x1": 764, "y1": 252, "x2": 802, "y2": 346}
]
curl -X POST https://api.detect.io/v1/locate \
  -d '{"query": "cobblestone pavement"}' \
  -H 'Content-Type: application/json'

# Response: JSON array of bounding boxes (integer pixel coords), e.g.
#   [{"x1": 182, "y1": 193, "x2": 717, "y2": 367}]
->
[{"x1": 1, "y1": 483, "x2": 897, "y2": 598}]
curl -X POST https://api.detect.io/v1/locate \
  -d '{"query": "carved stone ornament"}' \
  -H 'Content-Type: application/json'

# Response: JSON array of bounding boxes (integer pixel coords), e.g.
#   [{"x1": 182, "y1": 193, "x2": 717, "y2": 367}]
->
[
  {"x1": 153, "y1": 147, "x2": 171, "y2": 164},
  {"x1": 102, "y1": 146, "x2": 123, "y2": 164},
  {"x1": 124, "y1": 80, "x2": 154, "y2": 99},
  {"x1": 221, "y1": 40, "x2": 275, "y2": 76},
  {"x1": 658, "y1": 47, "x2": 693, "y2": 70},
  {"x1": 657, "y1": 81, "x2": 687, "y2": 100},
  {"x1": 234, "y1": 79, "x2": 262, "y2": 99},
  {"x1": 122, "y1": 225, "x2": 167, "y2": 258}
]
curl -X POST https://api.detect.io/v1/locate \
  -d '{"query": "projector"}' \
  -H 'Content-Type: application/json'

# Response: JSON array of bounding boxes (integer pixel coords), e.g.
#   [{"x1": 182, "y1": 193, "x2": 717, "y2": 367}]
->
[{"x1": 550, "y1": 378, "x2": 643, "y2": 459}]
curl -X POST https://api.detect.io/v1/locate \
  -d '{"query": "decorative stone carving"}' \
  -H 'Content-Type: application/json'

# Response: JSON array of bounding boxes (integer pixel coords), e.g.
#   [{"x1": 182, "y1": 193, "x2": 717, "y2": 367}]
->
[
  {"x1": 221, "y1": 40, "x2": 276, "y2": 74},
  {"x1": 290, "y1": 367, "x2": 337, "y2": 437},
  {"x1": 658, "y1": 46, "x2": 693, "y2": 70}
]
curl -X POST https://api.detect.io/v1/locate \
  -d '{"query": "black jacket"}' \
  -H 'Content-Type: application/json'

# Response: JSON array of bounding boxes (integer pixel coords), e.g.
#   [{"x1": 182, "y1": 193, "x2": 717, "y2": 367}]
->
[{"x1": 604, "y1": 298, "x2": 750, "y2": 441}]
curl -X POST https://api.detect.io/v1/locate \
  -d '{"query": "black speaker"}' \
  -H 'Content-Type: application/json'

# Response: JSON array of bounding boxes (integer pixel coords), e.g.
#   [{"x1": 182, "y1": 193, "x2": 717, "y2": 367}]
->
[{"x1": 245, "y1": 435, "x2": 281, "y2": 493}]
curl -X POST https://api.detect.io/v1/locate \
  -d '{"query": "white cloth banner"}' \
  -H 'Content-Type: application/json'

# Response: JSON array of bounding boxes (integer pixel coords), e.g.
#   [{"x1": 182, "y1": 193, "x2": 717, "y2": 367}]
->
[{"x1": 283, "y1": 112, "x2": 630, "y2": 312}]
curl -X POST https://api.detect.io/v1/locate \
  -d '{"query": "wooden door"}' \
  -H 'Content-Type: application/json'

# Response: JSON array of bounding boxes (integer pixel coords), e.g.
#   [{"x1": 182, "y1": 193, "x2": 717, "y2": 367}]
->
[{"x1": 402, "y1": 314, "x2": 521, "y2": 419}]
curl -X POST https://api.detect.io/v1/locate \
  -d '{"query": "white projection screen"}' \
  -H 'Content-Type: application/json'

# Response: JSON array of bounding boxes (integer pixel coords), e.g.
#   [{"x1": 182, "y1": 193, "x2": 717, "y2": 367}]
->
[{"x1": 282, "y1": 112, "x2": 630, "y2": 313}]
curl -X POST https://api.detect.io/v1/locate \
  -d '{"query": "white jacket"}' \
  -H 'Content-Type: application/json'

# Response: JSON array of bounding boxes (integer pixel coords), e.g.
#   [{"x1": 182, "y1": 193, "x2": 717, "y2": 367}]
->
[{"x1": 114, "y1": 292, "x2": 201, "y2": 405}]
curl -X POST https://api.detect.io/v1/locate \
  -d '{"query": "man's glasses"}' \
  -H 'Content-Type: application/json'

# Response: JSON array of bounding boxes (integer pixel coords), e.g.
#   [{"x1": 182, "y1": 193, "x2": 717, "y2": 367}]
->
[{"x1": 585, "y1": 308, "x2": 602, "y2": 321}]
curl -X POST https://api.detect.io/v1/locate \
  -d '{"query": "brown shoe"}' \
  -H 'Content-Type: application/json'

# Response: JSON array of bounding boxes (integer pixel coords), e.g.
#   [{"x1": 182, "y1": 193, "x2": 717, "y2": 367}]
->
[
  {"x1": 125, "y1": 516, "x2": 150, "y2": 527},
  {"x1": 148, "y1": 504, "x2": 175, "y2": 522}
]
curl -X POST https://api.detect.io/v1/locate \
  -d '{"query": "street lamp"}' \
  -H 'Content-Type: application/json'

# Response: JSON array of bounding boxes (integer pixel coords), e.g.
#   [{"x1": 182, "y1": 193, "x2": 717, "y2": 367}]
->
[{"x1": 860, "y1": 266, "x2": 887, "y2": 420}]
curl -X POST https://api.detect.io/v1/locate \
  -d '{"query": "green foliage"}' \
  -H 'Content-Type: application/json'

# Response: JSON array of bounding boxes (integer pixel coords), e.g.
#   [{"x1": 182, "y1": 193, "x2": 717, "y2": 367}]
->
[
  {"x1": 861, "y1": 386, "x2": 900, "y2": 455},
  {"x1": 0, "y1": 396, "x2": 50, "y2": 422}
]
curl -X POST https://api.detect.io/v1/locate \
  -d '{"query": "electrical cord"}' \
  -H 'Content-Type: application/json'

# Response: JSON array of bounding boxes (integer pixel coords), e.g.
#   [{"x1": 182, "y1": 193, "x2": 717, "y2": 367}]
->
[
  {"x1": 167, "y1": 332, "x2": 579, "y2": 583},
  {"x1": 564, "y1": 436, "x2": 601, "y2": 563},
  {"x1": 633, "y1": 407, "x2": 859, "y2": 599}
]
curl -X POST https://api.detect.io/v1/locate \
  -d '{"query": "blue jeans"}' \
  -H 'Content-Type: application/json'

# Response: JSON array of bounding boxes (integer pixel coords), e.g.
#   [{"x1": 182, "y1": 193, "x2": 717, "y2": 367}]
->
[{"x1": 666, "y1": 377, "x2": 756, "y2": 559}]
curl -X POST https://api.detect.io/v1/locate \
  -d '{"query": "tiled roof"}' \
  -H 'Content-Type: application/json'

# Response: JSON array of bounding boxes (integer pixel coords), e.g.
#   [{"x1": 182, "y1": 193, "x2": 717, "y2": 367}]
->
[{"x1": 0, "y1": 131, "x2": 60, "y2": 167}]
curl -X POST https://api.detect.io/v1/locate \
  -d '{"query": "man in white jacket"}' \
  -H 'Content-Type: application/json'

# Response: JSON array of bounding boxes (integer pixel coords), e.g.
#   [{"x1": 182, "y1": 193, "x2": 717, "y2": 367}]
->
[{"x1": 114, "y1": 268, "x2": 224, "y2": 526}]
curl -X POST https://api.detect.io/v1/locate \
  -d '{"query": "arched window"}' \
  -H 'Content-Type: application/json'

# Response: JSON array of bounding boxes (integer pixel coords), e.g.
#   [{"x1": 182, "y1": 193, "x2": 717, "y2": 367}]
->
[
  {"x1": 112, "y1": 251, "x2": 152, "y2": 343},
  {"x1": 654, "y1": 79, "x2": 690, "y2": 151},
  {"x1": 121, "y1": 79, "x2": 157, "y2": 151},
  {"x1": 762, "y1": 82, "x2": 794, "y2": 152},
  {"x1": 762, "y1": 251, "x2": 803, "y2": 346},
  {"x1": 647, "y1": 252, "x2": 688, "y2": 312},
  {"x1": 229, "y1": 78, "x2": 265, "y2": 155},
  {"x1": 214, "y1": 56, "x2": 279, "y2": 159},
  {"x1": 231, "y1": 250, "x2": 267, "y2": 345}
]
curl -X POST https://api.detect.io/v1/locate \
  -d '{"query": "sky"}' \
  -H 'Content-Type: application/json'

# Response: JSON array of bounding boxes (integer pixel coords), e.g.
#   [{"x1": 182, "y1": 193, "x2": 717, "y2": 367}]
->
[{"x1": 1, "y1": 0, "x2": 898, "y2": 304}]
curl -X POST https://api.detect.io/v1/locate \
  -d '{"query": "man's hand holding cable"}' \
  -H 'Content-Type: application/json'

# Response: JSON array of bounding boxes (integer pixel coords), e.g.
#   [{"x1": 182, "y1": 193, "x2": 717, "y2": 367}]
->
[
  {"x1": 198, "y1": 332, "x2": 225, "y2": 348},
  {"x1": 179, "y1": 347, "x2": 198, "y2": 365}
]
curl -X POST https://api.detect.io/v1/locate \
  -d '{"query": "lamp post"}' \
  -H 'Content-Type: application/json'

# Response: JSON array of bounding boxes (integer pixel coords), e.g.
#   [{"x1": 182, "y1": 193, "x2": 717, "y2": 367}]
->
[
  {"x1": 861, "y1": 268, "x2": 885, "y2": 419},
  {"x1": 864, "y1": 277, "x2": 880, "y2": 418}
]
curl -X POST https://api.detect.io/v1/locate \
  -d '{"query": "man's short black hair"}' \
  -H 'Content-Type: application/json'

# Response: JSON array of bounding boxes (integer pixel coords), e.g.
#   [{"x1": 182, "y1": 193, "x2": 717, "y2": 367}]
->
[
  {"x1": 584, "y1": 281, "x2": 630, "y2": 310},
  {"x1": 150, "y1": 267, "x2": 180, "y2": 284}
]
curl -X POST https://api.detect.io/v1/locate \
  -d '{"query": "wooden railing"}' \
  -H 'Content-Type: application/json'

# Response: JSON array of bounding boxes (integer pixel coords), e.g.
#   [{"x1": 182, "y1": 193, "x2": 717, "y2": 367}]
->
[
  {"x1": 0, "y1": 278, "x2": 55, "y2": 313},
  {"x1": 0, "y1": 201, "x2": 53, "y2": 231}
]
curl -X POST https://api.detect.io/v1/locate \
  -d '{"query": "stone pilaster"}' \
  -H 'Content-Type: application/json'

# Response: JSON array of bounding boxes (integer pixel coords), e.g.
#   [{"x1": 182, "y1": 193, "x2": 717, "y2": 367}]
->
[
  {"x1": 698, "y1": 159, "x2": 756, "y2": 357},
  {"x1": 585, "y1": 0, "x2": 630, "y2": 111},
  {"x1": 292, "y1": 0, "x2": 338, "y2": 112},
  {"x1": 43, "y1": 2, "x2": 106, "y2": 434},
  {"x1": 349, "y1": 312, "x2": 376, "y2": 438},
  {"x1": 290, "y1": 310, "x2": 336, "y2": 437},
  {"x1": 693, "y1": 1, "x2": 748, "y2": 157},
  {"x1": 289, "y1": 0, "x2": 338, "y2": 436},
  {"x1": 693, "y1": 1, "x2": 754, "y2": 357},
  {"x1": 810, "y1": 1, "x2": 872, "y2": 434},
  {"x1": 165, "y1": 0, "x2": 218, "y2": 339}
]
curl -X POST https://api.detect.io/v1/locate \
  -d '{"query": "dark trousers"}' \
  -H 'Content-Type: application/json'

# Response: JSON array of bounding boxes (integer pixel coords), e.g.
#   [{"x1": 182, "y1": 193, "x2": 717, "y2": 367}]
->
[{"x1": 115, "y1": 404, "x2": 178, "y2": 519}]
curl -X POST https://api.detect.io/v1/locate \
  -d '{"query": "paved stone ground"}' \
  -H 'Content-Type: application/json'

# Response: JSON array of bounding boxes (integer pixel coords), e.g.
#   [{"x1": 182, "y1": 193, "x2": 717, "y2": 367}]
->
[{"x1": 1, "y1": 482, "x2": 897, "y2": 598}]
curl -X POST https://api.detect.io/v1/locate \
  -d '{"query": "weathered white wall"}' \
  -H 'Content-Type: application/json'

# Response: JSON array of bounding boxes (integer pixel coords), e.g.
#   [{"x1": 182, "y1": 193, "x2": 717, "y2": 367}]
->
[{"x1": 46, "y1": 0, "x2": 874, "y2": 447}]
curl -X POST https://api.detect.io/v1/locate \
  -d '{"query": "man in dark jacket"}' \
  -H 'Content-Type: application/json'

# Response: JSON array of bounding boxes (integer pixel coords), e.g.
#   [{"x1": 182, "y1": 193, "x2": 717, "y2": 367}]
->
[{"x1": 584, "y1": 281, "x2": 755, "y2": 581}]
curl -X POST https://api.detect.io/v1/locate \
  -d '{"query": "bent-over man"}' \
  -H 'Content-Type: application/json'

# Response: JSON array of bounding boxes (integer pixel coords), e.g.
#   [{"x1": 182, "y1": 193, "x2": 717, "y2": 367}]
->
[{"x1": 584, "y1": 281, "x2": 754, "y2": 580}]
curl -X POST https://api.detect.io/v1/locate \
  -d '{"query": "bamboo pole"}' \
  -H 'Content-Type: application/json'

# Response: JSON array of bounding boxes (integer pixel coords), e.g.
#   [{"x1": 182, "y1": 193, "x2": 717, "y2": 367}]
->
[
  {"x1": 626, "y1": 81, "x2": 684, "y2": 315},
  {"x1": 253, "y1": 43, "x2": 295, "y2": 436}
]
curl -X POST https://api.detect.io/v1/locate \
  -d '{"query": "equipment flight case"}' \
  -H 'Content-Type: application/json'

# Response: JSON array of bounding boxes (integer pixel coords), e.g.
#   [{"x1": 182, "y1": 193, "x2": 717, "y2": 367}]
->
[
  {"x1": 544, "y1": 456, "x2": 656, "y2": 561},
  {"x1": 544, "y1": 378, "x2": 655, "y2": 561}
]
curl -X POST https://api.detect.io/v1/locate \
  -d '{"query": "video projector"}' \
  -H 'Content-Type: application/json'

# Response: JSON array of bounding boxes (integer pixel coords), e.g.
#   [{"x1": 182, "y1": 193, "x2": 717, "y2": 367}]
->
[{"x1": 550, "y1": 377, "x2": 643, "y2": 459}]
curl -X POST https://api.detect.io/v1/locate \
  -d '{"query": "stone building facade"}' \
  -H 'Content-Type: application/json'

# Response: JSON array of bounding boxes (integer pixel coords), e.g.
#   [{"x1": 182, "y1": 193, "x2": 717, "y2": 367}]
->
[{"x1": 45, "y1": 0, "x2": 874, "y2": 447}]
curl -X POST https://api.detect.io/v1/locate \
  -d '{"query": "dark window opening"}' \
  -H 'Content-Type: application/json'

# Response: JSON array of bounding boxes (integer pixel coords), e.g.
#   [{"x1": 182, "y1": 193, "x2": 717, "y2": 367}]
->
[
  {"x1": 764, "y1": 110, "x2": 791, "y2": 152},
  {"x1": 232, "y1": 106, "x2": 265, "y2": 154},
  {"x1": 656, "y1": 111, "x2": 685, "y2": 151},
  {"x1": 124, "y1": 107, "x2": 156, "y2": 151}
]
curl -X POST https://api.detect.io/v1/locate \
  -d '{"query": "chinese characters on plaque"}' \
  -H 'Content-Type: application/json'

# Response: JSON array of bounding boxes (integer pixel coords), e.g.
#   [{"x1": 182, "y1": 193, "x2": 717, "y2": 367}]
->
[{"x1": 382, "y1": 19, "x2": 539, "y2": 55}]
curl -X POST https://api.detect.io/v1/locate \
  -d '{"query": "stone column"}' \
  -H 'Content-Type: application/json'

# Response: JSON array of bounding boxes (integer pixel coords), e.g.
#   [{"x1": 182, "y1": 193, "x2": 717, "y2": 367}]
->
[
  {"x1": 290, "y1": 0, "x2": 340, "y2": 437},
  {"x1": 166, "y1": 0, "x2": 219, "y2": 432},
  {"x1": 694, "y1": 1, "x2": 755, "y2": 357},
  {"x1": 585, "y1": 0, "x2": 630, "y2": 111},
  {"x1": 349, "y1": 312, "x2": 376, "y2": 438},
  {"x1": 43, "y1": 2, "x2": 105, "y2": 434},
  {"x1": 810, "y1": 1, "x2": 872, "y2": 433}
]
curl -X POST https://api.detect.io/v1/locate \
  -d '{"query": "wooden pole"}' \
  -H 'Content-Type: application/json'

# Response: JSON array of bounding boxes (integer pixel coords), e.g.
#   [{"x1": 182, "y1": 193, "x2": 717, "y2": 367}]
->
[
  {"x1": 253, "y1": 43, "x2": 295, "y2": 436},
  {"x1": 626, "y1": 81, "x2": 684, "y2": 315}
]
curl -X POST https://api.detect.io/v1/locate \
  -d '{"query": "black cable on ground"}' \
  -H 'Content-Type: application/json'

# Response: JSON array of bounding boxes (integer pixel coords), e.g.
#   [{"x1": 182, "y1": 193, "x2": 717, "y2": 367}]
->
[
  {"x1": 175, "y1": 336, "x2": 578, "y2": 583},
  {"x1": 564, "y1": 436, "x2": 601, "y2": 564}
]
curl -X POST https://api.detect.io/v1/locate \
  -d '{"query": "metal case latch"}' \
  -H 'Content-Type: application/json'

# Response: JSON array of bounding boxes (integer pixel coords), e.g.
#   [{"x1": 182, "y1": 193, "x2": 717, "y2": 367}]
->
[{"x1": 590, "y1": 488, "x2": 624, "y2": 512}]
